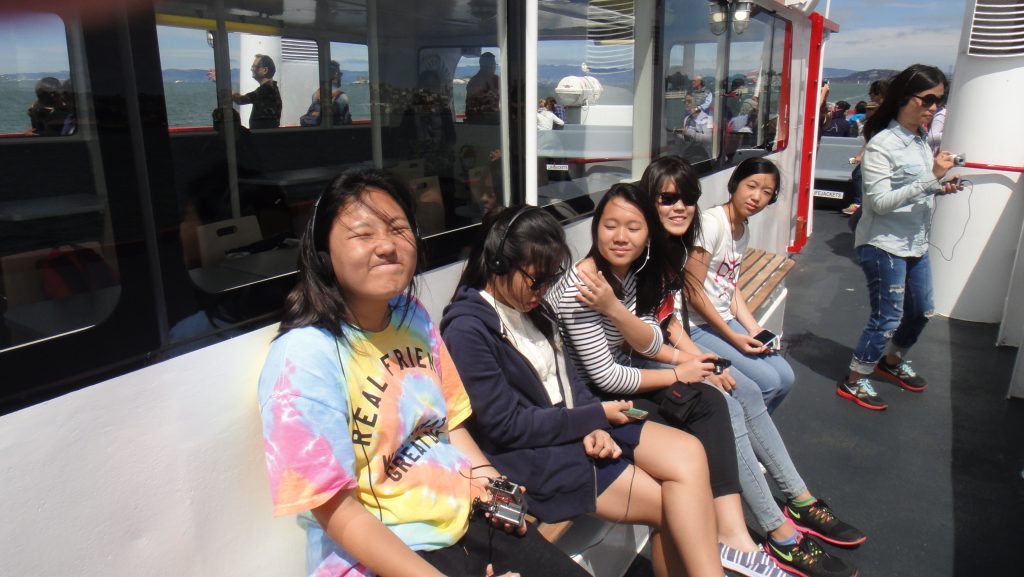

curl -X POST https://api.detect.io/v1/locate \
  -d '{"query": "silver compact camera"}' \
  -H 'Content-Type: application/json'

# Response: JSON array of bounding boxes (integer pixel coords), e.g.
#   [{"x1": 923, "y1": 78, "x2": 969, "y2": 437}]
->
[
  {"x1": 950, "y1": 153, "x2": 966, "y2": 166},
  {"x1": 472, "y1": 477, "x2": 528, "y2": 527}
]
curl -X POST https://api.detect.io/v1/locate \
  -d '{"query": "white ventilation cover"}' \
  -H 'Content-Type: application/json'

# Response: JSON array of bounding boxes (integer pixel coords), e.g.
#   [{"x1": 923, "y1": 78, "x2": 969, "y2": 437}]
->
[
  {"x1": 585, "y1": 0, "x2": 635, "y2": 77},
  {"x1": 281, "y1": 38, "x2": 318, "y2": 62},
  {"x1": 967, "y1": 1, "x2": 1024, "y2": 57}
]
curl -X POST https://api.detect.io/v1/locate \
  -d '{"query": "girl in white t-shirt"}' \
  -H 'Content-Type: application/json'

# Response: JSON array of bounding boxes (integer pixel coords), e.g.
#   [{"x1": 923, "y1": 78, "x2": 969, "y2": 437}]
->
[{"x1": 686, "y1": 158, "x2": 795, "y2": 414}]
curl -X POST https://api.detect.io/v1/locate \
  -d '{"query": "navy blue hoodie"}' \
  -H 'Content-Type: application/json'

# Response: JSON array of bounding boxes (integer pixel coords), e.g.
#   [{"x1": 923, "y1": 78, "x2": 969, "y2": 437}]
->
[{"x1": 440, "y1": 286, "x2": 610, "y2": 522}]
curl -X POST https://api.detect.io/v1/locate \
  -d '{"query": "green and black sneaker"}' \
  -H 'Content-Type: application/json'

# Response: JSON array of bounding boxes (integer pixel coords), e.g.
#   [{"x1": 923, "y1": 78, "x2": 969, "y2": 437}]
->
[
  {"x1": 785, "y1": 499, "x2": 866, "y2": 547},
  {"x1": 764, "y1": 534, "x2": 857, "y2": 577}
]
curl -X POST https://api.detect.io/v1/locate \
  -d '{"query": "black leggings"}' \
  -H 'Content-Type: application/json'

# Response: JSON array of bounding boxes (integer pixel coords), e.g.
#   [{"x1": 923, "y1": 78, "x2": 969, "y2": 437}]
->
[
  {"x1": 417, "y1": 516, "x2": 590, "y2": 577},
  {"x1": 627, "y1": 382, "x2": 741, "y2": 498}
]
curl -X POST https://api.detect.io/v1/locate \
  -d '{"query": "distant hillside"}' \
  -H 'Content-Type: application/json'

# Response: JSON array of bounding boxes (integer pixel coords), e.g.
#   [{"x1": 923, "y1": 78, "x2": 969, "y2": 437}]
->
[
  {"x1": 834, "y1": 69, "x2": 900, "y2": 83},
  {"x1": 0, "y1": 71, "x2": 71, "y2": 81},
  {"x1": 162, "y1": 68, "x2": 240, "y2": 83},
  {"x1": 823, "y1": 67, "x2": 857, "y2": 78}
]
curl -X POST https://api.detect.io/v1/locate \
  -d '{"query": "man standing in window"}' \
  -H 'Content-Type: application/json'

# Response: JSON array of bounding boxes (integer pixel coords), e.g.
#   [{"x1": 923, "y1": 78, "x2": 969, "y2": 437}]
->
[
  {"x1": 690, "y1": 74, "x2": 713, "y2": 115},
  {"x1": 465, "y1": 52, "x2": 500, "y2": 124},
  {"x1": 232, "y1": 54, "x2": 282, "y2": 129}
]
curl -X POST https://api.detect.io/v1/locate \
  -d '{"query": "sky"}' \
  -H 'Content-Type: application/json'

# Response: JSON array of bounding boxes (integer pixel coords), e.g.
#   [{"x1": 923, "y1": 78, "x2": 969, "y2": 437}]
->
[
  {"x1": 1, "y1": 1, "x2": 971, "y2": 75},
  {"x1": 822, "y1": 0, "x2": 967, "y2": 72}
]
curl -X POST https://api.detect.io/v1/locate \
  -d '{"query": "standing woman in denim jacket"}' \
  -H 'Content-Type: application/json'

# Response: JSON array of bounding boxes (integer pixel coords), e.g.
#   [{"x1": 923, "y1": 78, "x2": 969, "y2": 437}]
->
[{"x1": 839, "y1": 64, "x2": 963, "y2": 411}]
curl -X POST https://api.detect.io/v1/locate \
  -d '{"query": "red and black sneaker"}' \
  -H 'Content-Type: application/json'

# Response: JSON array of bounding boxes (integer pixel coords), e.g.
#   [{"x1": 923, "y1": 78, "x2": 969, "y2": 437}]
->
[
  {"x1": 875, "y1": 358, "x2": 928, "y2": 392},
  {"x1": 785, "y1": 499, "x2": 866, "y2": 547},
  {"x1": 836, "y1": 379, "x2": 888, "y2": 411}
]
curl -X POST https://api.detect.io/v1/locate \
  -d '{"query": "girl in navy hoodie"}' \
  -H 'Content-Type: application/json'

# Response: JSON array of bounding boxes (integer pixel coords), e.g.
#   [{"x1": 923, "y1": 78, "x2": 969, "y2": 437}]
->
[{"x1": 441, "y1": 206, "x2": 727, "y2": 577}]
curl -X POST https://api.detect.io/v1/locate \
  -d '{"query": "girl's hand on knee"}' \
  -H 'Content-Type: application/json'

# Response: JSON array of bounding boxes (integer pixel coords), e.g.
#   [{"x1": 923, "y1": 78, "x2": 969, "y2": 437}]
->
[
  {"x1": 583, "y1": 430, "x2": 623, "y2": 459},
  {"x1": 706, "y1": 370, "x2": 736, "y2": 392},
  {"x1": 602, "y1": 400, "x2": 633, "y2": 425}
]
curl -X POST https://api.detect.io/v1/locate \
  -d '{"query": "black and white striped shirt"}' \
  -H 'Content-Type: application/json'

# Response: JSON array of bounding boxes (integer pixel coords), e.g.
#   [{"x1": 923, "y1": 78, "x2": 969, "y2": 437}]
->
[{"x1": 546, "y1": 264, "x2": 662, "y2": 396}]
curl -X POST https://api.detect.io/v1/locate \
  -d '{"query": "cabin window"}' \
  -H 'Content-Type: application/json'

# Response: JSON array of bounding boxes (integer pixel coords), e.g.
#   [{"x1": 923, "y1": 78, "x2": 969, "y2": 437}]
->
[
  {"x1": 768, "y1": 18, "x2": 791, "y2": 151},
  {"x1": 664, "y1": 41, "x2": 721, "y2": 169},
  {"x1": 536, "y1": 0, "x2": 636, "y2": 213},
  {"x1": 0, "y1": 13, "x2": 76, "y2": 139},
  {"x1": 157, "y1": 25, "x2": 219, "y2": 131},
  {"x1": 330, "y1": 42, "x2": 370, "y2": 124},
  {"x1": 722, "y1": 8, "x2": 777, "y2": 162},
  {"x1": 156, "y1": 0, "x2": 511, "y2": 351},
  {"x1": 0, "y1": 11, "x2": 121, "y2": 352},
  {"x1": 660, "y1": 0, "x2": 790, "y2": 172},
  {"x1": 376, "y1": 9, "x2": 506, "y2": 239}
]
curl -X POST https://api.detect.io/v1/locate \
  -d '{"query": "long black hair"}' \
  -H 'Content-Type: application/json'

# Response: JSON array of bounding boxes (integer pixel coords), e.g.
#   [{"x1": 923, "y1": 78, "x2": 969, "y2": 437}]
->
[
  {"x1": 279, "y1": 168, "x2": 421, "y2": 340},
  {"x1": 456, "y1": 205, "x2": 571, "y2": 338},
  {"x1": 638, "y1": 156, "x2": 703, "y2": 296},
  {"x1": 863, "y1": 64, "x2": 947, "y2": 142},
  {"x1": 587, "y1": 183, "x2": 666, "y2": 316}
]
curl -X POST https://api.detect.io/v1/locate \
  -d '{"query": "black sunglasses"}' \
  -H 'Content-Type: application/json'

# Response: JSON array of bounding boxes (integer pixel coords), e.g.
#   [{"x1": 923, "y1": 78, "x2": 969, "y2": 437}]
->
[
  {"x1": 655, "y1": 192, "x2": 697, "y2": 207},
  {"x1": 911, "y1": 93, "x2": 946, "y2": 108},
  {"x1": 517, "y1": 267, "x2": 564, "y2": 292}
]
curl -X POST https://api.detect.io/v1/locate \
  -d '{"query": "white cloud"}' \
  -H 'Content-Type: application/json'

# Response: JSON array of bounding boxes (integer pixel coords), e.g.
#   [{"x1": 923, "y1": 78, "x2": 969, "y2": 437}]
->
[{"x1": 824, "y1": 25, "x2": 962, "y2": 72}]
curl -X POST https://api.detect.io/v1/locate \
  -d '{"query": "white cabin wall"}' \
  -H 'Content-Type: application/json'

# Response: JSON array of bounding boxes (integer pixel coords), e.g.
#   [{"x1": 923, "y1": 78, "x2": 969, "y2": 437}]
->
[
  {"x1": 279, "y1": 59, "x2": 319, "y2": 126},
  {"x1": 930, "y1": 0, "x2": 1024, "y2": 325},
  {"x1": 0, "y1": 324, "x2": 303, "y2": 577}
]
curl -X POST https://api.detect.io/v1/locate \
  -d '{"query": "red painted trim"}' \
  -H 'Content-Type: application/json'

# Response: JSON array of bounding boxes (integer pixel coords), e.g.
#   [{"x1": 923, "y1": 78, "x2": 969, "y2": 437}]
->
[
  {"x1": 775, "y1": 20, "x2": 794, "y2": 152},
  {"x1": 166, "y1": 119, "x2": 372, "y2": 133},
  {"x1": 788, "y1": 12, "x2": 826, "y2": 254},
  {"x1": 963, "y1": 162, "x2": 1024, "y2": 174},
  {"x1": 169, "y1": 126, "x2": 213, "y2": 133},
  {"x1": 566, "y1": 157, "x2": 630, "y2": 165}
]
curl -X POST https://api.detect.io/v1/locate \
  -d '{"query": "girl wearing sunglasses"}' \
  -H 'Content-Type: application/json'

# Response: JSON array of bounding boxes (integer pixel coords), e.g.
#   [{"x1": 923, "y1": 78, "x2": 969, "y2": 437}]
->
[
  {"x1": 545, "y1": 186, "x2": 797, "y2": 577},
  {"x1": 840, "y1": 64, "x2": 962, "y2": 410},
  {"x1": 576, "y1": 158, "x2": 861, "y2": 577}
]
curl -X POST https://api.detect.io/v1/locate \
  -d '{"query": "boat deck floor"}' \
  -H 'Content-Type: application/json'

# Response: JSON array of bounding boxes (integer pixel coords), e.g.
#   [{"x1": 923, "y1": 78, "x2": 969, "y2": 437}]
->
[{"x1": 627, "y1": 208, "x2": 1024, "y2": 576}]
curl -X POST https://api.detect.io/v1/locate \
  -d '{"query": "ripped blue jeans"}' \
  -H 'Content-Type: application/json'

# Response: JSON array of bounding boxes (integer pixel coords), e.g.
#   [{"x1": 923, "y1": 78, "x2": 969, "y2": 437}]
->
[{"x1": 850, "y1": 245, "x2": 934, "y2": 375}]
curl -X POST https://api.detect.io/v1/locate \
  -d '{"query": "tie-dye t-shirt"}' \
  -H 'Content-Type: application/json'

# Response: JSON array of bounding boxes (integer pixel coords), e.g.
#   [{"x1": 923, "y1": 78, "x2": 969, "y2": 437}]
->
[{"x1": 258, "y1": 295, "x2": 473, "y2": 577}]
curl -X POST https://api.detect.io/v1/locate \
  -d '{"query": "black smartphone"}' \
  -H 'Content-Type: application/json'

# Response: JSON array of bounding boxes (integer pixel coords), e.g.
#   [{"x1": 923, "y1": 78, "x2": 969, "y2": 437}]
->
[{"x1": 753, "y1": 329, "x2": 779, "y2": 349}]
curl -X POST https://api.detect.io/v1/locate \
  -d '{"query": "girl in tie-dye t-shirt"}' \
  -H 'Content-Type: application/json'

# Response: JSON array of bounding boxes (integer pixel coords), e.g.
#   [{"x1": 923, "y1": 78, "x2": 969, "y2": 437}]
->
[
  {"x1": 257, "y1": 169, "x2": 589, "y2": 577},
  {"x1": 260, "y1": 296, "x2": 475, "y2": 574}
]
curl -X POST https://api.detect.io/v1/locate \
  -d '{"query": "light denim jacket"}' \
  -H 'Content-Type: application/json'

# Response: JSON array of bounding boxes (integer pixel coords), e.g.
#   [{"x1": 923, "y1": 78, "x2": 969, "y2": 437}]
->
[{"x1": 855, "y1": 120, "x2": 942, "y2": 257}]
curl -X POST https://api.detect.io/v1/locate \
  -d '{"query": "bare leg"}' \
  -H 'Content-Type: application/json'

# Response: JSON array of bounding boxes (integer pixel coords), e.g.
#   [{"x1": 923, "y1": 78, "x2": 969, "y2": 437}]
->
[
  {"x1": 714, "y1": 494, "x2": 759, "y2": 552},
  {"x1": 635, "y1": 422, "x2": 722, "y2": 577},
  {"x1": 596, "y1": 465, "x2": 677, "y2": 577}
]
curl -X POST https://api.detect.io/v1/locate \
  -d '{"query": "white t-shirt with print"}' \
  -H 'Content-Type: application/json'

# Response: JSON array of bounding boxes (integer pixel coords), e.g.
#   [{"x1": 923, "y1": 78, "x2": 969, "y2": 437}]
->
[{"x1": 691, "y1": 205, "x2": 747, "y2": 326}]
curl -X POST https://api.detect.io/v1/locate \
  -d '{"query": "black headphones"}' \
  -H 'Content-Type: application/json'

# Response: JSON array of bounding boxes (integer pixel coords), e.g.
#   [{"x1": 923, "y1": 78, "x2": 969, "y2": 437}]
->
[
  {"x1": 307, "y1": 192, "x2": 335, "y2": 278},
  {"x1": 488, "y1": 206, "x2": 537, "y2": 276}
]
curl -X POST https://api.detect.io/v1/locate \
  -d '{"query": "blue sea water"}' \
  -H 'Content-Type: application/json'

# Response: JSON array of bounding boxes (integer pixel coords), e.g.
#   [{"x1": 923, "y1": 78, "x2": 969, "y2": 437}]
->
[{"x1": 1, "y1": 77, "x2": 856, "y2": 133}]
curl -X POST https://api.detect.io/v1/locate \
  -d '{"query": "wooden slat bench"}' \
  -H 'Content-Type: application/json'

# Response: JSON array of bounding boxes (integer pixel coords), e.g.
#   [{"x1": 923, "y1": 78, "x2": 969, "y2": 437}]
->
[{"x1": 738, "y1": 248, "x2": 796, "y2": 315}]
